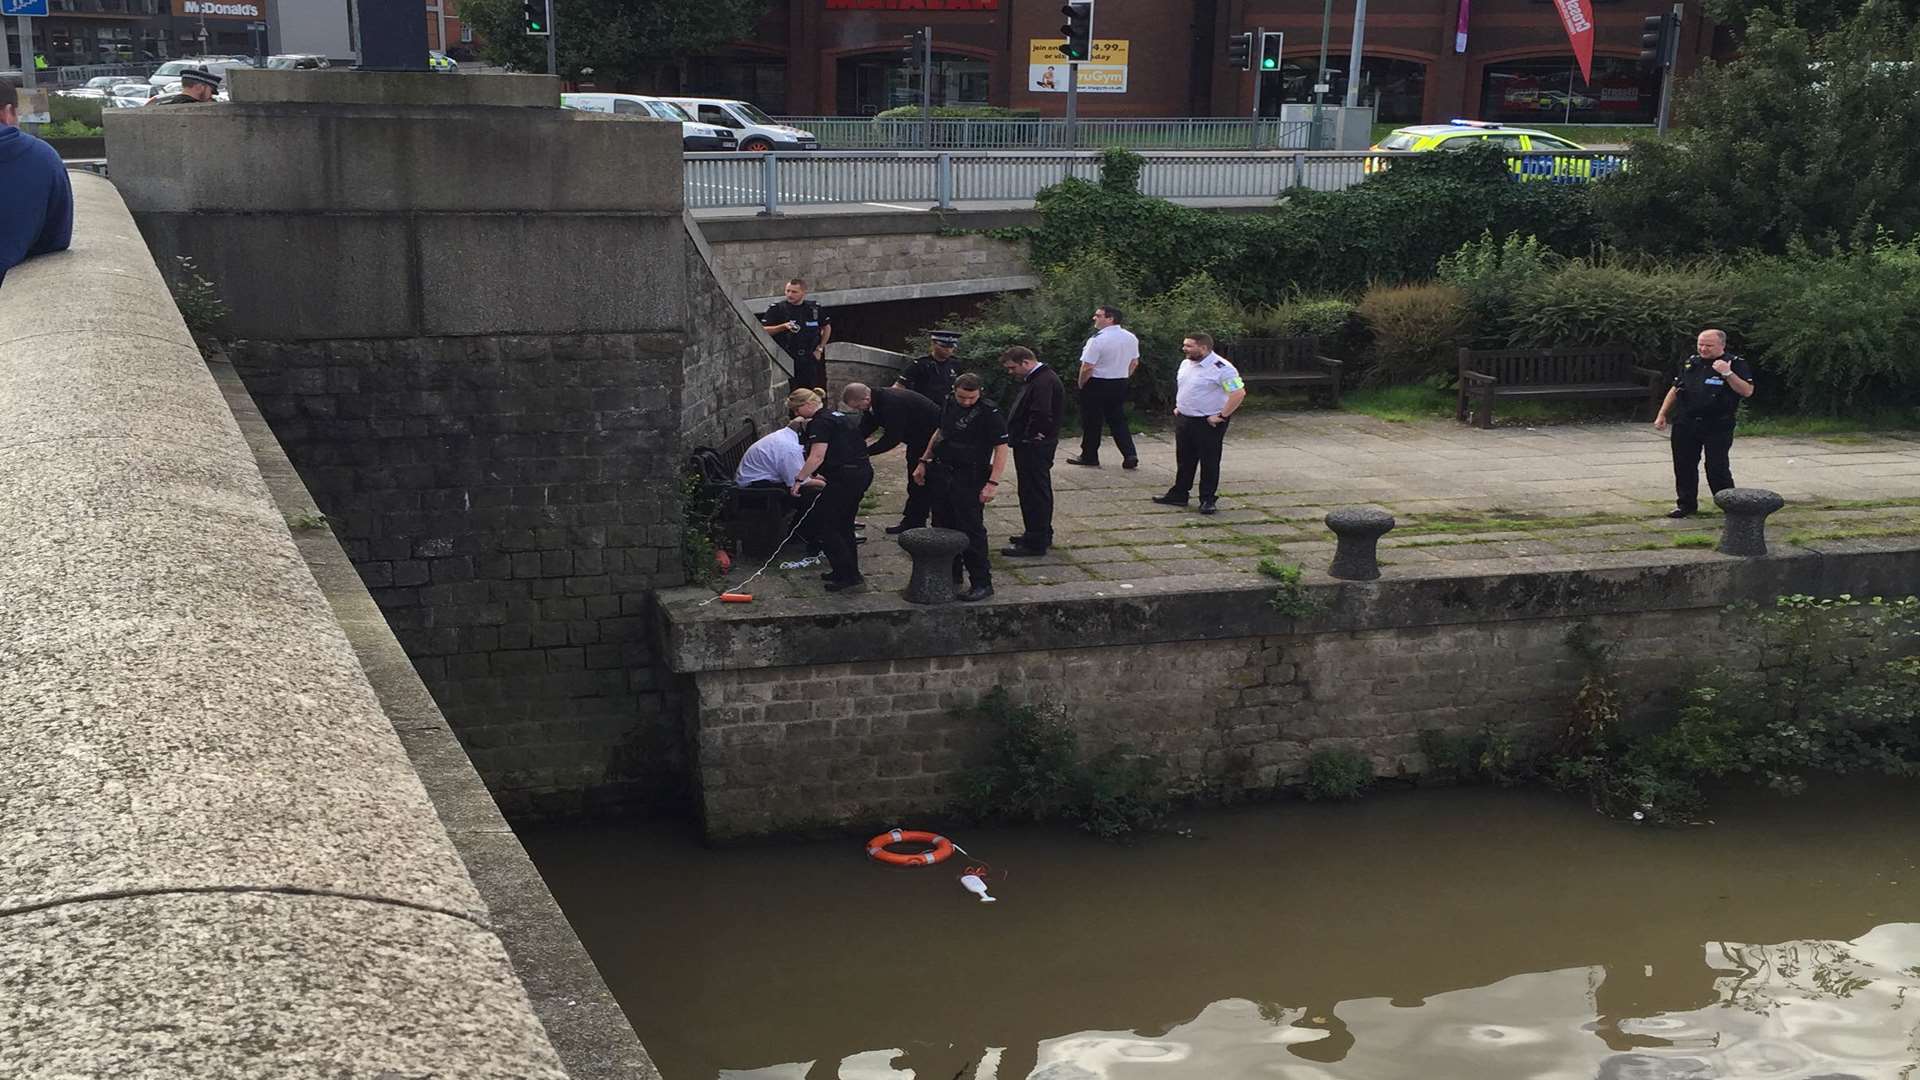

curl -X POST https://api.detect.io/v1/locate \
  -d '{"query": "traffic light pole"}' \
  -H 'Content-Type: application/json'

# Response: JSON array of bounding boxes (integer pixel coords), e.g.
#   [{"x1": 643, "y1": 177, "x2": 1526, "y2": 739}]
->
[
  {"x1": 545, "y1": 0, "x2": 557, "y2": 78},
  {"x1": 1065, "y1": 61, "x2": 1079, "y2": 150},
  {"x1": 921, "y1": 24, "x2": 933, "y2": 150},
  {"x1": 1249, "y1": 24, "x2": 1265, "y2": 132},
  {"x1": 1343, "y1": 0, "x2": 1369, "y2": 108},
  {"x1": 18, "y1": 15, "x2": 35, "y2": 90},
  {"x1": 1655, "y1": 2, "x2": 1680, "y2": 135}
]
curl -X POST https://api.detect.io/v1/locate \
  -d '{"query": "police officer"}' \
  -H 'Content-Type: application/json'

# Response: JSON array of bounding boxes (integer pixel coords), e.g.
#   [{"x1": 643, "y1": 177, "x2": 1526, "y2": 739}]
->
[
  {"x1": 1152, "y1": 332, "x2": 1246, "y2": 516},
  {"x1": 793, "y1": 383, "x2": 874, "y2": 592},
  {"x1": 860, "y1": 383, "x2": 942, "y2": 535},
  {"x1": 762, "y1": 278, "x2": 831, "y2": 394},
  {"x1": 1654, "y1": 328, "x2": 1756, "y2": 518},
  {"x1": 999, "y1": 345, "x2": 1065, "y2": 556},
  {"x1": 150, "y1": 66, "x2": 221, "y2": 106},
  {"x1": 912, "y1": 373, "x2": 1009, "y2": 602},
  {"x1": 897, "y1": 330, "x2": 965, "y2": 404}
]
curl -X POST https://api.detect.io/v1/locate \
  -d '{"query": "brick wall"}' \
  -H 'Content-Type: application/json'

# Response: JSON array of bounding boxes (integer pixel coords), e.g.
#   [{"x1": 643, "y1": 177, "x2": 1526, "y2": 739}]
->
[
  {"x1": 707, "y1": 231, "x2": 1031, "y2": 304},
  {"x1": 230, "y1": 333, "x2": 690, "y2": 820},
  {"x1": 688, "y1": 608, "x2": 1716, "y2": 837}
]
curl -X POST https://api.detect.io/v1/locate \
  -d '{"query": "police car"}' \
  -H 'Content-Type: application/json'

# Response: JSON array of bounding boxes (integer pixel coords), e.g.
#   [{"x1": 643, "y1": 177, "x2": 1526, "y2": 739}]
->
[{"x1": 1366, "y1": 119, "x2": 1620, "y2": 182}]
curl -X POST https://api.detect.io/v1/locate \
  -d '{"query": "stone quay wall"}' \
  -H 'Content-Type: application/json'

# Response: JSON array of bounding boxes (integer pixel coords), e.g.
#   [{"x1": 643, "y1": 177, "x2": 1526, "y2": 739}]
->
[
  {"x1": 700, "y1": 210, "x2": 1037, "y2": 309},
  {"x1": 108, "y1": 72, "x2": 788, "y2": 821},
  {"x1": 0, "y1": 172, "x2": 591, "y2": 1079},
  {"x1": 663, "y1": 549, "x2": 1920, "y2": 837}
]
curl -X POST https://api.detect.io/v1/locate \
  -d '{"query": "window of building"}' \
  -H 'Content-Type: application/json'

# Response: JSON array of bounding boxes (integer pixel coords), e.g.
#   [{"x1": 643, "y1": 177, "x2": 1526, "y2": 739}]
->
[
  {"x1": 460, "y1": 25, "x2": 474, "y2": 44},
  {"x1": 681, "y1": 58, "x2": 790, "y2": 117},
  {"x1": 1270, "y1": 54, "x2": 1427, "y2": 123},
  {"x1": 1480, "y1": 55, "x2": 1658, "y2": 125},
  {"x1": 836, "y1": 51, "x2": 990, "y2": 117}
]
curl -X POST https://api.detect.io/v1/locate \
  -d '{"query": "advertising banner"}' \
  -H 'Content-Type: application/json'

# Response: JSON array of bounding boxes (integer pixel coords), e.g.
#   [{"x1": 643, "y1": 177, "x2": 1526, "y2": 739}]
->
[
  {"x1": 1028, "y1": 39, "x2": 1128, "y2": 93},
  {"x1": 1549, "y1": 0, "x2": 1596, "y2": 82}
]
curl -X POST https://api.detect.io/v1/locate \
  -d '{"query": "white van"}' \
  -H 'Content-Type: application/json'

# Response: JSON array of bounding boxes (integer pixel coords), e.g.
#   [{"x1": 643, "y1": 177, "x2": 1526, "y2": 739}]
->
[
  {"x1": 561, "y1": 93, "x2": 739, "y2": 151},
  {"x1": 658, "y1": 97, "x2": 818, "y2": 152},
  {"x1": 148, "y1": 57, "x2": 249, "y2": 88}
]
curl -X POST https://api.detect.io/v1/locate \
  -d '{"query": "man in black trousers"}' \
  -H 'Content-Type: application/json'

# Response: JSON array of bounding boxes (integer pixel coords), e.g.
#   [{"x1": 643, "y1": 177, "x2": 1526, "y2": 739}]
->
[
  {"x1": 793, "y1": 383, "x2": 876, "y2": 592},
  {"x1": 1653, "y1": 328, "x2": 1756, "y2": 518},
  {"x1": 914, "y1": 374, "x2": 1009, "y2": 602},
  {"x1": 859, "y1": 383, "x2": 942, "y2": 535},
  {"x1": 999, "y1": 346, "x2": 1065, "y2": 556}
]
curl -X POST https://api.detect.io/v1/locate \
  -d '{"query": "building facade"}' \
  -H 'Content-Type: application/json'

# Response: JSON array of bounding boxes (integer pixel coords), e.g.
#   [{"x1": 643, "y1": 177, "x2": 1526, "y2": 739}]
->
[
  {"x1": 6, "y1": 0, "x2": 267, "y2": 69},
  {"x1": 678, "y1": 0, "x2": 1717, "y2": 124}
]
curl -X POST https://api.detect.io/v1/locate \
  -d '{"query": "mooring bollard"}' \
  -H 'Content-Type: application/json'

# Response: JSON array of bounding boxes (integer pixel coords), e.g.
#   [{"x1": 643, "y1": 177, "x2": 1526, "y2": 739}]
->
[
  {"x1": 1713, "y1": 488, "x2": 1785, "y2": 557},
  {"x1": 1325, "y1": 507, "x2": 1395, "y2": 581},
  {"x1": 898, "y1": 526, "x2": 971, "y2": 604}
]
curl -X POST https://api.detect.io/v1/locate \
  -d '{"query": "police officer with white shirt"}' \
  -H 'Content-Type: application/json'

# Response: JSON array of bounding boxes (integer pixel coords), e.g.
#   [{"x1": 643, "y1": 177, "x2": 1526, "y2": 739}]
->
[
  {"x1": 1152, "y1": 333, "x2": 1246, "y2": 516},
  {"x1": 1067, "y1": 304, "x2": 1141, "y2": 469}
]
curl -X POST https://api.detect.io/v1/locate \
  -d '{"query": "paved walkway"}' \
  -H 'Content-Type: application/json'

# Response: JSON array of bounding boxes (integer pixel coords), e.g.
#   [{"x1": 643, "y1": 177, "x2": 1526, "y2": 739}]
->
[{"x1": 689, "y1": 411, "x2": 1920, "y2": 604}]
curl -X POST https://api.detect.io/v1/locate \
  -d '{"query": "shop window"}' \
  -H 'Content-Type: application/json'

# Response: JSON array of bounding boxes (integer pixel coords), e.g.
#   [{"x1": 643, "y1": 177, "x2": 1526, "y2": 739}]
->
[
  {"x1": 1270, "y1": 54, "x2": 1426, "y2": 123},
  {"x1": 836, "y1": 51, "x2": 990, "y2": 117},
  {"x1": 682, "y1": 59, "x2": 790, "y2": 117},
  {"x1": 1480, "y1": 55, "x2": 1658, "y2": 125}
]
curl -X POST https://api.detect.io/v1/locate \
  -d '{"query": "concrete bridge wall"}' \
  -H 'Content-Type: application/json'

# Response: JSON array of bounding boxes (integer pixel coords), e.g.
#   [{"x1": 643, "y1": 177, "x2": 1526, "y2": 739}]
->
[
  {"x1": 0, "y1": 174, "x2": 648, "y2": 1078},
  {"x1": 107, "y1": 72, "x2": 787, "y2": 821}
]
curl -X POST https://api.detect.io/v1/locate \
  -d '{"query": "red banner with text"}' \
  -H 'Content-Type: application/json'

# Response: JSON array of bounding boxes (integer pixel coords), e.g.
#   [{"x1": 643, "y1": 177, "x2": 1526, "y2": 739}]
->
[{"x1": 1550, "y1": 0, "x2": 1596, "y2": 82}]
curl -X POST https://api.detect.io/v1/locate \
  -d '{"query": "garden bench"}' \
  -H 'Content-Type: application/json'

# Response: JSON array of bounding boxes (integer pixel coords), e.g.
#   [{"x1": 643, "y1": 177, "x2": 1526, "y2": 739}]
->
[
  {"x1": 1455, "y1": 345, "x2": 1665, "y2": 429},
  {"x1": 1229, "y1": 336, "x2": 1343, "y2": 405}
]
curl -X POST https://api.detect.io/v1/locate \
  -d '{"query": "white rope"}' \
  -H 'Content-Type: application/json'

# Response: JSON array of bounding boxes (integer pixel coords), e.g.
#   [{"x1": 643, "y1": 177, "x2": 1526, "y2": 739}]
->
[{"x1": 696, "y1": 496, "x2": 823, "y2": 607}]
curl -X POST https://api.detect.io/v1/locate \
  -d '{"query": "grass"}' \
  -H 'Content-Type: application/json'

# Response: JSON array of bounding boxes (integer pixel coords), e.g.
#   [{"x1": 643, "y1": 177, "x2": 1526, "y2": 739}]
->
[
  {"x1": 1339, "y1": 385, "x2": 1633, "y2": 426},
  {"x1": 1672, "y1": 533, "x2": 1716, "y2": 548},
  {"x1": 1737, "y1": 408, "x2": 1920, "y2": 438},
  {"x1": 1787, "y1": 525, "x2": 1920, "y2": 546}
]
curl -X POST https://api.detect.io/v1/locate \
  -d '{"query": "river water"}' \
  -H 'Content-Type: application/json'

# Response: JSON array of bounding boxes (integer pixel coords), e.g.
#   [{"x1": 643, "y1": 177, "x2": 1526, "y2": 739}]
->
[{"x1": 522, "y1": 782, "x2": 1920, "y2": 1080}]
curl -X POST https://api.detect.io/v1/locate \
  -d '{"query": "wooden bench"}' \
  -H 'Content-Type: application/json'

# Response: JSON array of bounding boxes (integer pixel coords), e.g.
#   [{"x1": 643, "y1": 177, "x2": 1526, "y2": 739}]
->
[
  {"x1": 1455, "y1": 346, "x2": 1665, "y2": 429},
  {"x1": 1229, "y1": 336, "x2": 1343, "y2": 405},
  {"x1": 689, "y1": 419, "x2": 793, "y2": 559}
]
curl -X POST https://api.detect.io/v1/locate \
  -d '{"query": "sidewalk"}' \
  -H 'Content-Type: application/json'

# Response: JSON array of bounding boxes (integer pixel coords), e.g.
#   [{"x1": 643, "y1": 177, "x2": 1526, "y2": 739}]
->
[{"x1": 689, "y1": 411, "x2": 1920, "y2": 603}]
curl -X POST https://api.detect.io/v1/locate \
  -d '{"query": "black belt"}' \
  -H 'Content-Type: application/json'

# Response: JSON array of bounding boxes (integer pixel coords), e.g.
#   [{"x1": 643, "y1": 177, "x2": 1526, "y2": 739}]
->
[{"x1": 1087, "y1": 376, "x2": 1128, "y2": 382}]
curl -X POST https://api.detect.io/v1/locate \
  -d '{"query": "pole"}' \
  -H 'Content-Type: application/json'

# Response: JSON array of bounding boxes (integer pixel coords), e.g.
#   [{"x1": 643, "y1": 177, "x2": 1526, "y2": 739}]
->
[
  {"x1": 1249, "y1": 24, "x2": 1264, "y2": 134},
  {"x1": 1314, "y1": 0, "x2": 1333, "y2": 146},
  {"x1": 1342, "y1": 0, "x2": 1368, "y2": 109},
  {"x1": 545, "y1": 0, "x2": 558, "y2": 80},
  {"x1": 1655, "y1": 2, "x2": 1681, "y2": 135},
  {"x1": 1064, "y1": 60, "x2": 1079, "y2": 150},
  {"x1": 17, "y1": 16, "x2": 34, "y2": 90},
  {"x1": 1565, "y1": 67, "x2": 1575, "y2": 125},
  {"x1": 921, "y1": 24, "x2": 932, "y2": 150}
]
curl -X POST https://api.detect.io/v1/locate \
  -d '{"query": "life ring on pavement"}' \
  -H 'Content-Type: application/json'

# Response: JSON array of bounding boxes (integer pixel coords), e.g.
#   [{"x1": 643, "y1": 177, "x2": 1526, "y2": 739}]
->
[{"x1": 866, "y1": 828, "x2": 954, "y2": 867}]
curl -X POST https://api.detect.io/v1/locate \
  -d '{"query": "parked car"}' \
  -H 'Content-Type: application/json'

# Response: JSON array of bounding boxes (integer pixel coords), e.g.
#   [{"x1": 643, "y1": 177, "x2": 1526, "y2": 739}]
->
[
  {"x1": 84, "y1": 76, "x2": 124, "y2": 91},
  {"x1": 266, "y1": 54, "x2": 331, "y2": 70},
  {"x1": 562, "y1": 93, "x2": 739, "y2": 151},
  {"x1": 1366, "y1": 118, "x2": 1602, "y2": 180},
  {"x1": 657, "y1": 96, "x2": 817, "y2": 151},
  {"x1": 148, "y1": 57, "x2": 248, "y2": 88},
  {"x1": 427, "y1": 50, "x2": 458, "y2": 73},
  {"x1": 55, "y1": 88, "x2": 108, "y2": 99}
]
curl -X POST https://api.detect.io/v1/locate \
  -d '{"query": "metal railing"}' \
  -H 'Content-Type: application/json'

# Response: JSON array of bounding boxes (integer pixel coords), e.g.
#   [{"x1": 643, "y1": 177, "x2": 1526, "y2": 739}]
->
[
  {"x1": 50, "y1": 62, "x2": 160, "y2": 88},
  {"x1": 774, "y1": 116, "x2": 1316, "y2": 151},
  {"x1": 683, "y1": 150, "x2": 1632, "y2": 214}
]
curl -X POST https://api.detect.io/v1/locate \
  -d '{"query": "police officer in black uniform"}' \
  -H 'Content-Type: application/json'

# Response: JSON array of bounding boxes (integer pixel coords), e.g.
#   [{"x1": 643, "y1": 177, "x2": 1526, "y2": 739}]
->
[
  {"x1": 762, "y1": 279, "x2": 831, "y2": 394},
  {"x1": 912, "y1": 373, "x2": 1009, "y2": 602},
  {"x1": 150, "y1": 66, "x2": 221, "y2": 105},
  {"x1": 1654, "y1": 328, "x2": 1756, "y2": 518},
  {"x1": 860, "y1": 384, "x2": 943, "y2": 535},
  {"x1": 897, "y1": 330, "x2": 965, "y2": 404},
  {"x1": 794, "y1": 383, "x2": 874, "y2": 592}
]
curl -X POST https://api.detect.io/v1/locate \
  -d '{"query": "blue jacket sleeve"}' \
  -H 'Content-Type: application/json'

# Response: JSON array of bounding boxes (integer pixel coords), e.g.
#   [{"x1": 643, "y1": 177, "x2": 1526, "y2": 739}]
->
[{"x1": 30, "y1": 160, "x2": 73, "y2": 259}]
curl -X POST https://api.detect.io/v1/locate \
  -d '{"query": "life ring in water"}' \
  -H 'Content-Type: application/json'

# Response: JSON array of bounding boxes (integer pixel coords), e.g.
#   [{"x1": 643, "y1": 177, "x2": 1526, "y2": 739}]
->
[{"x1": 866, "y1": 828, "x2": 954, "y2": 866}]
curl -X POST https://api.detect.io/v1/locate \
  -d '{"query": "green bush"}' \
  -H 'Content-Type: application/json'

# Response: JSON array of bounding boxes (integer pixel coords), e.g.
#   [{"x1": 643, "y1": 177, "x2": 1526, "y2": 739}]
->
[
  {"x1": 1548, "y1": 594, "x2": 1920, "y2": 823},
  {"x1": 1435, "y1": 232, "x2": 1565, "y2": 345},
  {"x1": 950, "y1": 250, "x2": 1243, "y2": 412},
  {"x1": 1025, "y1": 142, "x2": 1597, "y2": 306},
  {"x1": 1304, "y1": 747, "x2": 1374, "y2": 800},
  {"x1": 1355, "y1": 282, "x2": 1470, "y2": 386},
  {"x1": 873, "y1": 104, "x2": 1041, "y2": 120},
  {"x1": 47, "y1": 93, "x2": 104, "y2": 130},
  {"x1": 1591, "y1": 7, "x2": 1920, "y2": 255},
  {"x1": 1242, "y1": 294, "x2": 1366, "y2": 361},
  {"x1": 953, "y1": 688, "x2": 1169, "y2": 840},
  {"x1": 1726, "y1": 238, "x2": 1920, "y2": 414},
  {"x1": 1501, "y1": 253, "x2": 1739, "y2": 368}
]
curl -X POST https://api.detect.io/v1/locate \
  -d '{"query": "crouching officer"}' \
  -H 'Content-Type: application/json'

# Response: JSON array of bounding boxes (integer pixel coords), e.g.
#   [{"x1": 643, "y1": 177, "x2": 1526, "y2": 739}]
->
[
  {"x1": 912, "y1": 373, "x2": 1008, "y2": 602},
  {"x1": 794, "y1": 383, "x2": 875, "y2": 592},
  {"x1": 860, "y1": 383, "x2": 942, "y2": 535},
  {"x1": 1653, "y1": 328, "x2": 1755, "y2": 518}
]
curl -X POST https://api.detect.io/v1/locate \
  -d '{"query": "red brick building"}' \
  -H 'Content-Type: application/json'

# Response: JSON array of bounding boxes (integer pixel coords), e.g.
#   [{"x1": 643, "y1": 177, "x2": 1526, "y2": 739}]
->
[
  {"x1": 678, "y1": 0, "x2": 1718, "y2": 124},
  {"x1": 424, "y1": 0, "x2": 471, "y2": 58}
]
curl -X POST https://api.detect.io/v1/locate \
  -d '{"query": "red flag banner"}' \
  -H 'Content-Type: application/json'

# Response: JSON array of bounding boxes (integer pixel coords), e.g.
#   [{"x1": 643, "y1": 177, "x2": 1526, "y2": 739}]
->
[{"x1": 1550, "y1": 0, "x2": 1595, "y2": 83}]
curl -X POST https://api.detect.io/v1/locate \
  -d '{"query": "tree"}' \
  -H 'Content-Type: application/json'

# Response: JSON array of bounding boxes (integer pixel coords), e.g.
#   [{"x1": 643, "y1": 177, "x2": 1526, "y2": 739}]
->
[
  {"x1": 1591, "y1": 2, "x2": 1920, "y2": 255},
  {"x1": 1704, "y1": 0, "x2": 1920, "y2": 37},
  {"x1": 456, "y1": 0, "x2": 769, "y2": 86}
]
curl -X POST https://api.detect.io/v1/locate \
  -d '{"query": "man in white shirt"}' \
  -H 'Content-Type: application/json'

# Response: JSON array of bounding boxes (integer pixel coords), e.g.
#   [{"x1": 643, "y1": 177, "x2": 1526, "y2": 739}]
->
[
  {"x1": 1152, "y1": 333, "x2": 1246, "y2": 516},
  {"x1": 1066, "y1": 304, "x2": 1141, "y2": 469},
  {"x1": 735, "y1": 389, "x2": 828, "y2": 552}
]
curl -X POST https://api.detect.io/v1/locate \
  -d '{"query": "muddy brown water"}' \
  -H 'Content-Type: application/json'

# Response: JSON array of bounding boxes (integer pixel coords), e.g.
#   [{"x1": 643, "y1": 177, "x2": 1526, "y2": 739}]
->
[{"x1": 522, "y1": 782, "x2": 1920, "y2": 1080}]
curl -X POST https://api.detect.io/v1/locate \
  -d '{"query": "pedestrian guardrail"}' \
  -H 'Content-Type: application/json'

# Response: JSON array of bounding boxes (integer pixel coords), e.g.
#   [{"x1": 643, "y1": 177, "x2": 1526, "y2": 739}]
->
[
  {"x1": 50, "y1": 62, "x2": 159, "y2": 88},
  {"x1": 683, "y1": 150, "x2": 1631, "y2": 214},
  {"x1": 774, "y1": 116, "x2": 1317, "y2": 151}
]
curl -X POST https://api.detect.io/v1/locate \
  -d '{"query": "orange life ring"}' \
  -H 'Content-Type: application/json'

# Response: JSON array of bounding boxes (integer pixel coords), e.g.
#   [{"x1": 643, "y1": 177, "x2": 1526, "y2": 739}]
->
[{"x1": 866, "y1": 828, "x2": 954, "y2": 867}]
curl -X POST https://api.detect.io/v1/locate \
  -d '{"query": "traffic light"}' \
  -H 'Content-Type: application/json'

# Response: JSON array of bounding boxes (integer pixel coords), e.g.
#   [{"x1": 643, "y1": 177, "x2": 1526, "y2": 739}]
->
[
  {"x1": 1226, "y1": 31, "x2": 1252, "y2": 70},
  {"x1": 523, "y1": 0, "x2": 548, "y2": 36},
  {"x1": 904, "y1": 26, "x2": 926, "y2": 61},
  {"x1": 1639, "y1": 13, "x2": 1675, "y2": 70},
  {"x1": 1059, "y1": 1, "x2": 1094, "y2": 61},
  {"x1": 1259, "y1": 31, "x2": 1283, "y2": 72}
]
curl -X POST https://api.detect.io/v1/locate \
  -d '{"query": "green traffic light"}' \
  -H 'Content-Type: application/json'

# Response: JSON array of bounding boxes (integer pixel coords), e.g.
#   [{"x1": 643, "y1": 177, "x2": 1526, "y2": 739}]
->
[{"x1": 1261, "y1": 58, "x2": 1276, "y2": 69}]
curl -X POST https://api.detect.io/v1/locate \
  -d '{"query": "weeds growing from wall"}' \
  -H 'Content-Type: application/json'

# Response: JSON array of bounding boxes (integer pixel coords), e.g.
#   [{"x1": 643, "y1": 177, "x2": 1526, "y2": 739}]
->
[
  {"x1": 953, "y1": 687, "x2": 1169, "y2": 841},
  {"x1": 170, "y1": 255, "x2": 228, "y2": 334},
  {"x1": 1303, "y1": 748, "x2": 1374, "y2": 800}
]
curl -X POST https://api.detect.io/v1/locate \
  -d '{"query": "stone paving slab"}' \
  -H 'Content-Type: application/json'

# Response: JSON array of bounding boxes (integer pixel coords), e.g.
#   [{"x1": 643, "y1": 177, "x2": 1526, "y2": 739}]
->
[{"x1": 673, "y1": 411, "x2": 1920, "y2": 612}]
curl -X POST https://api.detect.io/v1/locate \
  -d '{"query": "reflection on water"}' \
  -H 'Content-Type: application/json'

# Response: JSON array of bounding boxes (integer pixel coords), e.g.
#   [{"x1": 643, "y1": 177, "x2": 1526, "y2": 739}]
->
[{"x1": 521, "y1": 782, "x2": 1920, "y2": 1080}]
